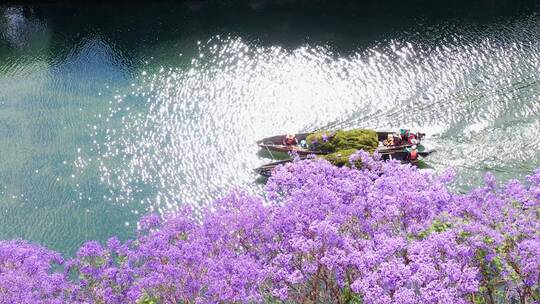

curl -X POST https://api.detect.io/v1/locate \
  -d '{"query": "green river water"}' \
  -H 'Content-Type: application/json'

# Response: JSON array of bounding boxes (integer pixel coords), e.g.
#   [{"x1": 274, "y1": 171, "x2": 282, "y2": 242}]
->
[{"x1": 1, "y1": 1, "x2": 539, "y2": 254}]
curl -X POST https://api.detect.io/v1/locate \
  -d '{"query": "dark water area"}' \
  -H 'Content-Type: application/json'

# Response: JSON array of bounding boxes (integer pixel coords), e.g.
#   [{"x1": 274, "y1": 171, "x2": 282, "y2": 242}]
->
[{"x1": 1, "y1": 1, "x2": 540, "y2": 255}]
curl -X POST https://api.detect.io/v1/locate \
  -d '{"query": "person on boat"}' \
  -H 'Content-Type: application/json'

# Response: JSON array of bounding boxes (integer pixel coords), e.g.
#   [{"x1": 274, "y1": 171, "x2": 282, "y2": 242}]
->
[
  {"x1": 400, "y1": 129, "x2": 410, "y2": 142},
  {"x1": 383, "y1": 134, "x2": 394, "y2": 146},
  {"x1": 283, "y1": 134, "x2": 298, "y2": 146},
  {"x1": 299, "y1": 139, "x2": 308, "y2": 148},
  {"x1": 407, "y1": 145, "x2": 418, "y2": 161},
  {"x1": 383, "y1": 133, "x2": 403, "y2": 146},
  {"x1": 407, "y1": 133, "x2": 418, "y2": 144},
  {"x1": 393, "y1": 133, "x2": 403, "y2": 145}
]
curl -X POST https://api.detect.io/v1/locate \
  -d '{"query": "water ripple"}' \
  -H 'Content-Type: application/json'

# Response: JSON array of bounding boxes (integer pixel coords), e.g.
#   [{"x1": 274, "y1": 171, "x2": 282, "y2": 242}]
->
[{"x1": 88, "y1": 19, "x2": 540, "y2": 213}]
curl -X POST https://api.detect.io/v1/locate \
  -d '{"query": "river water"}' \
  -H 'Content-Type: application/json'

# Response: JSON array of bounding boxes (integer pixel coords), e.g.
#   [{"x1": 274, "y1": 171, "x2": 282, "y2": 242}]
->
[{"x1": 1, "y1": 2, "x2": 539, "y2": 254}]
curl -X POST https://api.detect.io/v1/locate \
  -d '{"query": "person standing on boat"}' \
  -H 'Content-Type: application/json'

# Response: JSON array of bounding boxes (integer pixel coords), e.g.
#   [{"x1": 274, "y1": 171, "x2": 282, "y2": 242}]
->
[{"x1": 283, "y1": 134, "x2": 298, "y2": 146}]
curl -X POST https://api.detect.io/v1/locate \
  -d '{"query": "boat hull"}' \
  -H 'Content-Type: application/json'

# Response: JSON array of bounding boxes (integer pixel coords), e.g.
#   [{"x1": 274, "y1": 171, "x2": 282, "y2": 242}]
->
[{"x1": 254, "y1": 150, "x2": 433, "y2": 178}]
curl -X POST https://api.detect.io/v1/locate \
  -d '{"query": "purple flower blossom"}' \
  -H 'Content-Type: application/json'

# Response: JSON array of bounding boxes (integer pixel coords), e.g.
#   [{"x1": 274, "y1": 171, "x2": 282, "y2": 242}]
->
[
  {"x1": 0, "y1": 240, "x2": 72, "y2": 303},
  {"x1": 1, "y1": 153, "x2": 539, "y2": 303}
]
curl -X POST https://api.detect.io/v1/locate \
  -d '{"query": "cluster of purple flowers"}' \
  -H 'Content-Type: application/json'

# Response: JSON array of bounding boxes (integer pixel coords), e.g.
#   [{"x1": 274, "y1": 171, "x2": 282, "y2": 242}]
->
[
  {"x1": 1, "y1": 151, "x2": 538, "y2": 303},
  {"x1": 0, "y1": 240, "x2": 71, "y2": 303}
]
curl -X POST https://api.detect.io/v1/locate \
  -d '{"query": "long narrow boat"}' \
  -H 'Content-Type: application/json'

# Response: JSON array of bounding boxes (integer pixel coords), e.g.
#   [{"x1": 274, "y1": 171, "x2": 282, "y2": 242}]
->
[
  {"x1": 254, "y1": 158, "x2": 306, "y2": 178},
  {"x1": 254, "y1": 150, "x2": 434, "y2": 178},
  {"x1": 257, "y1": 131, "x2": 423, "y2": 156}
]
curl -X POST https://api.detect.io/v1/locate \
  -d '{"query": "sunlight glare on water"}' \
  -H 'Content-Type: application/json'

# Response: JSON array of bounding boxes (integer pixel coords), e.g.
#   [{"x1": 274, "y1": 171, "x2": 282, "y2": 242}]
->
[
  {"x1": 85, "y1": 23, "x2": 540, "y2": 214},
  {"x1": 2, "y1": 3, "x2": 540, "y2": 253}
]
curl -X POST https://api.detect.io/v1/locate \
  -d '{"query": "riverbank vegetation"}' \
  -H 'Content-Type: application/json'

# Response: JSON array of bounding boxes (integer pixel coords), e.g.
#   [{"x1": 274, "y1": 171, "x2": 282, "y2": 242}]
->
[{"x1": 1, "y1": 151, "x2": 538, "y2": 303}]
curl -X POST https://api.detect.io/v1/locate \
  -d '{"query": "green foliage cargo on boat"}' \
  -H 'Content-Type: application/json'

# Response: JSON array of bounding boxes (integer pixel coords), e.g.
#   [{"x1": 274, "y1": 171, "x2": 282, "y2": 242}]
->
[{"x1": 306, "y1": 129, "x2": 379, "y2": 153}]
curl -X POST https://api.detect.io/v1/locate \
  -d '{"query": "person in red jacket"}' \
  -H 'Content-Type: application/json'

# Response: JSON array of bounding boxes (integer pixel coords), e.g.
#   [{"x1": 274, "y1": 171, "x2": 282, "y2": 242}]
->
[{"x1": 408, "y1": 145, "x2": 418, "y2": 161}]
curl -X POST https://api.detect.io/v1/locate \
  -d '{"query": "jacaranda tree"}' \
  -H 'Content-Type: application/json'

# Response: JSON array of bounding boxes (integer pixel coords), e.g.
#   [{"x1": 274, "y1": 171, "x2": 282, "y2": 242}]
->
[{"x1": 0, "y1": 151, "x2": 538, "y2": 303}]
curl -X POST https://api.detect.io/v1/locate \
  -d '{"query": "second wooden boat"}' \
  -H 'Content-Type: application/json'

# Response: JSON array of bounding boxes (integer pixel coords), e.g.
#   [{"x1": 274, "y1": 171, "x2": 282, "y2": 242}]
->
[{"x1": 254, "y1": 149, "x2": 434, "y2": 178}]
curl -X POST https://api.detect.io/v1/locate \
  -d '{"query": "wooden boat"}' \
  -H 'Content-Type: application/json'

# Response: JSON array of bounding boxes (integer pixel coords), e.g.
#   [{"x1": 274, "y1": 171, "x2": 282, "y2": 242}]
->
[
  {"x1": 254, "y1": 149, "x2": 434, "y2": 178},
  {"x1": 257, "y1": 133, "x2": 324, "y2": 155},
  {"x1": 254, "y1": 158, "x2": 305, "y2": 178},
  {"x1": 257, "y1": 131, "x2": 424, "y2": 156}
]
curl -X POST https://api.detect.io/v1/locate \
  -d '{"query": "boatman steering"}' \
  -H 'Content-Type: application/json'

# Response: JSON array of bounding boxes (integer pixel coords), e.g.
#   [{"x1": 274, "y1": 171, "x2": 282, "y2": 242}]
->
[{"x1": 407, "y1": 143, "x2": 418, "y2": 161}]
